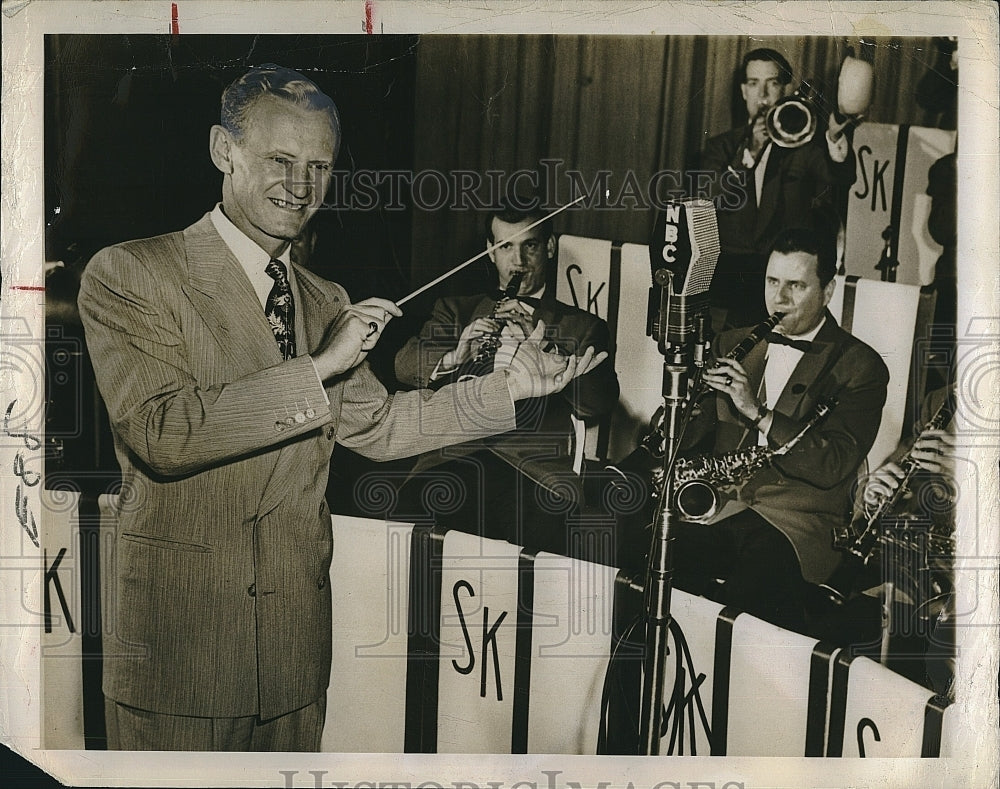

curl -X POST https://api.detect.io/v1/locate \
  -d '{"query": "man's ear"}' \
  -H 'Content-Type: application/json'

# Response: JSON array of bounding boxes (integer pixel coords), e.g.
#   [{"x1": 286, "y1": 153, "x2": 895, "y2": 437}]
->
[
  {"x1": 209, "y1": 125, "x2": 235, "y2": 175},
  {"x1": 822, "y1": 276, "x2": 836, "y2": 307},
  {"x1": 546, "y1": 235, "x2": 556, "y2": 259},
  {"x1": 486, "y1": 241, "x2": 496, "y2": 265}
]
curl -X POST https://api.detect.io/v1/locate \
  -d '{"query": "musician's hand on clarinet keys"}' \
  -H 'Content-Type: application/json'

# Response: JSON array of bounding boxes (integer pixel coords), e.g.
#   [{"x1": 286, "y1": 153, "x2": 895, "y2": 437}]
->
[
  {"x1": 441, "y1": 317, "x2": 502, "y2": 370},
  {"x1": 504, "y1": 321, "x2": 607, "y2": 401},
  {"x1": 703, "y1": 358, "x2": 762, "y2": 421},
  {"x1": 313, "y1": 297, "x2": 402, "y2": 380},
  {"x1": 493, "y1": 299, "x2": 534, "y2": 341},
  {"x1": 909, "y1": 429, "x2": 956, "y2": 476},
  {"x1": 863, "y1": 462, "x2": 906, "y2": 510},
  {"x1": 863, "y1": 429, "x2": 956, "y2": 509}
]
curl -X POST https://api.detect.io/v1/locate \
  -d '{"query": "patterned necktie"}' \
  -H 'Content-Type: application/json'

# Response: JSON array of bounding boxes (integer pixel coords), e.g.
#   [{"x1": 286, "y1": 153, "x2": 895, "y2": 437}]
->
[{"x1": 264, "y1": 259, "x2": 296, "y2": 360}]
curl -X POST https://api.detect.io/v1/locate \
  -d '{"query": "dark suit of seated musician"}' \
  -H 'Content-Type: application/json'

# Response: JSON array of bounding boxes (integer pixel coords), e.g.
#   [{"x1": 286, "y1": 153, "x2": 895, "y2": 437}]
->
[
  {"x1": 672, "y1": 223, "x2": 889, "y2": 633},
  {"x1": 388, "y1": 202, "x2": 620, "y2": 556}
]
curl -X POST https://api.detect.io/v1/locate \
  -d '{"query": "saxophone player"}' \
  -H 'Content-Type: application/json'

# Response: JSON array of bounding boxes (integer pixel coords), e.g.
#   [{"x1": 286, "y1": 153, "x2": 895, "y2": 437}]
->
[
  {"x1": 386, "y1": 200, "x2": 620, "y2": 555},
  {"x1": 672, "y1": 220, "x2": 889, "y2": 633}
]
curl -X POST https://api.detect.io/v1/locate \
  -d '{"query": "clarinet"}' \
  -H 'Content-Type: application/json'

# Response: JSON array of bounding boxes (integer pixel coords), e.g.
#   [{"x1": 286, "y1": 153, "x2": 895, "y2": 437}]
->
[
  {"x1": 640, "y1": 311, "x2": 786, "y2": 458},
  {"x1": 834, "y1": 392, "x2": 957, "y2": 561},
  {"x1": 823, "y1": 390, "x2": 957, "y2": 603},
  {"x1": 722, "y1": 311, "x2": 785, "y2": 363},
  {"x1": 438, "y1": 272, "x2": 524, "y2": 385}
]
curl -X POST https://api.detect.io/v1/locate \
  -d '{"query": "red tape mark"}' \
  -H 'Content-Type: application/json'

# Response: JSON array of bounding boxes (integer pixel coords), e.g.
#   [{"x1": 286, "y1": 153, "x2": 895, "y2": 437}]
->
[
  {"x1": 364, "y1": 0, "x2": 375, "y2": 34},
  {"x1": 171, "y1": 3, "x2": 180, "y2": 39}
]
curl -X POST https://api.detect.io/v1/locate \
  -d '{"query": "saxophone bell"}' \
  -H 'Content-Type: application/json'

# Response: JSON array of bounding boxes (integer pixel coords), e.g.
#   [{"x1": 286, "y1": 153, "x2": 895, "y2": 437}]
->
[{"x1": 674, "y1": 479, "x2": 720, "y2": 523}]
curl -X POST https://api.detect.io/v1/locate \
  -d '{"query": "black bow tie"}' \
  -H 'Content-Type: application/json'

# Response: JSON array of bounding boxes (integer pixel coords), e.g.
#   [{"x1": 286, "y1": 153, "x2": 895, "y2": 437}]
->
[
  {"x1": 766, "y1": 331, "x2": 812, "y2": 352},
  {"x1": 494, "y1": 291, "x2": 540, "y2": 308}
]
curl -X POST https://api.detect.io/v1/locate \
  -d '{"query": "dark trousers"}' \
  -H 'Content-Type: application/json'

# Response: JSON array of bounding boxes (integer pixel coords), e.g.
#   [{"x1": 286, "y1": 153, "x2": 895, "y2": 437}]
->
[
  {"x1": 104, "y1": 695, "x2": 326, "y2": 751},
  {"x1": 671, "y1": 508, "x2": 808, "y2": 632}
]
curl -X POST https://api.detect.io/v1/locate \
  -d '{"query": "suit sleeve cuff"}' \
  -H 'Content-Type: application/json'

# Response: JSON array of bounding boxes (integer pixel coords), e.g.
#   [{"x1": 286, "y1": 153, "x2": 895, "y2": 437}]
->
[
  {"x1": 826, "y1": 130, "x2": 850, "y2": 163},
  {"x1": 308, "y1": 355, "x2": 331, "y2": 405}
]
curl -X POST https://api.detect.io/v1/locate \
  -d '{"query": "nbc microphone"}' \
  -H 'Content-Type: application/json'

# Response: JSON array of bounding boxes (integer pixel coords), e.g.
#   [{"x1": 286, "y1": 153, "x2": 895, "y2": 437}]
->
[{"x1": 648, "y1": 199, "x2": 720, "y2": 354}]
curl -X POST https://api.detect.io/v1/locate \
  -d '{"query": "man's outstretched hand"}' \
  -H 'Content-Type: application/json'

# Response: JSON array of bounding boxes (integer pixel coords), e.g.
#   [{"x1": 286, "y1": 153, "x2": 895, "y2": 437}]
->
[{"x1": 503, "y1": 321, "x2": 608, "y2": 402}]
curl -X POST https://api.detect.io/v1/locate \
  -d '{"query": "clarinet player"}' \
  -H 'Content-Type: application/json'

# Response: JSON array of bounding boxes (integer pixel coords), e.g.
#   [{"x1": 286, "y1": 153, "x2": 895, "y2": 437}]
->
[
  {"x1": 389, "y1": 199, "x2": 620, "y2": 555},
  {"x1": 672, "y1": 215, "x2": 888, "y2": 632}
]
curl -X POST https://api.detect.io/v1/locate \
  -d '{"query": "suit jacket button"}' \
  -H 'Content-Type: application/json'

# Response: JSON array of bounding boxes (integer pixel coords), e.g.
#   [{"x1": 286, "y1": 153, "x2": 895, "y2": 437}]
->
[
  {"x1": 306, "y1": 408, "x2": 316, "y2": 419},
  {"x1": 326, "y1": 426, "x2": 335, "y2": 439},
  {"x1": 285, "y1": 416, "x2": 297, "y2": 426},
  {"x1": 295, "y1": 412, "x2": 306, "y2": 424},
  {"x1": 248, "y1": 583, "x2": 256, "y2": 597},
  {"x1": 317, "y1": 576, "x2": 327, "y2": 590}
]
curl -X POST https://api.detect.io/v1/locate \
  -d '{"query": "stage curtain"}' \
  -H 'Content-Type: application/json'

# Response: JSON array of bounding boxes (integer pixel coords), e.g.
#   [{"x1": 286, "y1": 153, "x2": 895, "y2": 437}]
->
[{"x1": 410, "y1": 35, "x2": 940, "y2": 294}]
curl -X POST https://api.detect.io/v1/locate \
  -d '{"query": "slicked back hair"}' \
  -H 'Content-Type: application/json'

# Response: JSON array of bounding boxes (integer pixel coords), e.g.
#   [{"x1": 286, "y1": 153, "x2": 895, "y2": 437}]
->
[
  {"x1": 485, "y1": 201, "x2": 552, "y2": 244},
  {"x1": 769, "y1": 224, "x2": 838, "y2": 287},
  {"x1": 220, "y1": 64, "x2": 341, "y2": 145},
  {"x1": 741, "y1": 47, "x2": 794, "y2": 86}
]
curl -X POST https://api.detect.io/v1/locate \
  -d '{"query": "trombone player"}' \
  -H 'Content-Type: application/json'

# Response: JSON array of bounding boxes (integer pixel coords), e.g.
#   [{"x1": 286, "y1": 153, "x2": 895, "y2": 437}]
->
[{"x1": 700, "y1": 47, "x2": 861, "y2": 331}]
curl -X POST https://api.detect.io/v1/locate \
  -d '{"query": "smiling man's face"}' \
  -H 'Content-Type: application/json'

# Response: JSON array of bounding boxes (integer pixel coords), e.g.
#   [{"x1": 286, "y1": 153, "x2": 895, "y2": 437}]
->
[{"x1": 216, "y1": 94, "x2": 337, "y2": 257}]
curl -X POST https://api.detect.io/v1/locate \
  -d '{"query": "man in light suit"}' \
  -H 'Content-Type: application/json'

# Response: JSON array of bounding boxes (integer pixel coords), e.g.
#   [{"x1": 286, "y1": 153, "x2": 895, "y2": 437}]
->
[
  {"x1": 390, "y1": 203, "x2": 619, "y2": 554},
  {"x1": 77, "y1": 65, "x2": 604, "y2": 751},
  {"x1": 671, "y1": 221, "x2": 889, "y2": 632},
  {"x1": 697, "y1": 47, "x2": 858, "y2": 330}
]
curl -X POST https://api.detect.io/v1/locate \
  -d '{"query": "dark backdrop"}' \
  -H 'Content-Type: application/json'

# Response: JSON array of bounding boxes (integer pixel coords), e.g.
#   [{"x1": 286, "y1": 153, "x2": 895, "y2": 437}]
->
[
  {"x1": 45, "y1": 33, "x2": 419, "y2": 300},
  {"x1": 410, "y1": 35, "x2": 946, "y2": 295},
  {"x1": 43, "y1": 33, "x2": 953, "y2": 483}
]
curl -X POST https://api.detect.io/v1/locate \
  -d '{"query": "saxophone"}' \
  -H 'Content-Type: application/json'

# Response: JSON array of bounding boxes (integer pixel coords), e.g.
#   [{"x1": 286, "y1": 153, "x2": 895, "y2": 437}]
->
[
  {"x1": 832, "y1": 391, "x2": 957, "y2": 564},
  {"x1": 664, "y1": 397, "x2": 837, "y2": 522},
  {"x1": 452, "y1": 272, "x2": 524, "y2": 382}
]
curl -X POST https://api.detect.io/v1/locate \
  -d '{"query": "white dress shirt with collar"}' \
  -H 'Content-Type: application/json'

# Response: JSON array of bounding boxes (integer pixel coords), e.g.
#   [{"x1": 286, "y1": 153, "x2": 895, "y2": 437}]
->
[
  {"x1": 758, "y1": 316, "x2": 827, "y2": 446},
  {"x1": 210, "y1": 204, "x2": 326, "y2": 392}
]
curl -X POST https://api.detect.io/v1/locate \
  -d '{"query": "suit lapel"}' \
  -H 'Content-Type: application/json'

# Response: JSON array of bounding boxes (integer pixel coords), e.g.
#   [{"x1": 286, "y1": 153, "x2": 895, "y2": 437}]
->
[
  {"x1": 756, "y1": 144, "x2": 790, "y2": 235},
  {"x1": 732, "y1": 341, "x2": 767, "y2": 448},
  {"x1": 773, "y1": 313, "x2": 840, "y2": 419},
  {"x1": 294, "y1": 264, "x2": 344, "y2": 354},
  {"x1": 471, "y1": 295, "x2": 497, "y2": 322},
  {"x1": 256, "y1": 264, "x2": 350, "y2": 521},
  {"x1": 181, "y1": 215, "x2": 282, "y2": 374},
  {"x1": 532, "y1": 296, "x2": 564, "y2": 326}
]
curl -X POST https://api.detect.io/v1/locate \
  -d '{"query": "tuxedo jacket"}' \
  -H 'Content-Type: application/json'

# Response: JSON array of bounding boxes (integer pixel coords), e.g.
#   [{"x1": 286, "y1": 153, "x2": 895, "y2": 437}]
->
[
  {"x1": 701, "y1": 127, "x2": 856, "y2": 257},
  {"x1": 78, "y1": 213, "x2": 517, "y2": 720},
  {"x1": 394, "y1": 293, "x2": 619, "y2": 490},
  {"x1": 694, "y1": 312, "x2": 889, "y2": 584}
]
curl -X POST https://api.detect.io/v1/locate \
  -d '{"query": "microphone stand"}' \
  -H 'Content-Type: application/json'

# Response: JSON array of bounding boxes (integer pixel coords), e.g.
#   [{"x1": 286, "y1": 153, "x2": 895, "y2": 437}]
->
[{"x1": 638, "y1": 271, "x2": 708, "y2": 754}]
